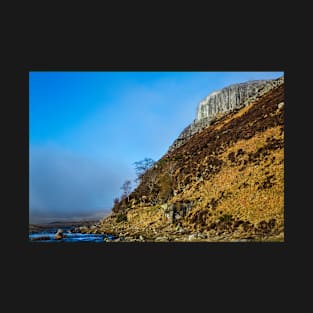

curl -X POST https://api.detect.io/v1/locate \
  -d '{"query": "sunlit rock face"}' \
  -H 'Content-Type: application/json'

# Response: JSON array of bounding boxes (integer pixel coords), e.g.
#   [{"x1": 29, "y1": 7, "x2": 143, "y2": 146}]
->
[
  {"x1": 196, "y1": 80, "x2": 268, "y2": 121},
  {"x1": 168, "y1": 76, "x2": 284, "y2": 153}
]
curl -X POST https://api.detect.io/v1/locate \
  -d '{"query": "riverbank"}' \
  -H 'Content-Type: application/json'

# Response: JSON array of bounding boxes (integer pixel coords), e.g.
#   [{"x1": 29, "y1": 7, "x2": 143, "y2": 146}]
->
[
  {"x1": 82, "y1": 210, "x2": 284, "y2": 242},
  {"x1": 29, "y1": 210, "x2": 284, "y2": 242},
  {"x1": 29, "y1": 220, "x2": 119, "y2": 242}
]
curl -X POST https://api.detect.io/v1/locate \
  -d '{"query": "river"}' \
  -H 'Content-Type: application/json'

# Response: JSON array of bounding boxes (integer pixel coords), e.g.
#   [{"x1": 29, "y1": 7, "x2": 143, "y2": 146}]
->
[{"x1": 29, "y1": 226, "x2": 117, "y2": 242}]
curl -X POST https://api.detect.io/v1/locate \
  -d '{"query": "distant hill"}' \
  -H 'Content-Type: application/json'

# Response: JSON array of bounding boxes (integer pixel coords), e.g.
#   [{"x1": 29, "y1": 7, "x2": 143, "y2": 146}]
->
[{"x1": 29, "y1": 210, "x2": 110, "y2": 225}]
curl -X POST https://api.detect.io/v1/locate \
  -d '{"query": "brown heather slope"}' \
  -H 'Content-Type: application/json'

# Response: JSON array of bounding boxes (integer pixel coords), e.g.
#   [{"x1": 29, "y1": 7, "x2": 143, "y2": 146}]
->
[{"x1": 93, "y1": 82, "x2": 284, "y2": 242}]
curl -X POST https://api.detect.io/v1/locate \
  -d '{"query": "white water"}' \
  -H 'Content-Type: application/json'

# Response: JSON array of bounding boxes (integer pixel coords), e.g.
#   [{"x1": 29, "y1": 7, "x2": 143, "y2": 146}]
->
[{"x1": 29, "y1": 227, "x2": 116, "y2": 242}]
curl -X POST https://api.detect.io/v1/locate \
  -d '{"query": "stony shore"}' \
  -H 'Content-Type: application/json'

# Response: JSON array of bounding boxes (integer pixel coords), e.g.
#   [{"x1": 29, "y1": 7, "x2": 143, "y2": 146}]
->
[{"x1": 79, "y1": 211, "x2": 284, "y2": 243}]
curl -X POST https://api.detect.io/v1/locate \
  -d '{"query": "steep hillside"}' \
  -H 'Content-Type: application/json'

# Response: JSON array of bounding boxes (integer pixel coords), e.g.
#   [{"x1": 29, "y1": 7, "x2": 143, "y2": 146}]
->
[{"x1": 91, "y1": 78, "x2": 284, "y2": 242}]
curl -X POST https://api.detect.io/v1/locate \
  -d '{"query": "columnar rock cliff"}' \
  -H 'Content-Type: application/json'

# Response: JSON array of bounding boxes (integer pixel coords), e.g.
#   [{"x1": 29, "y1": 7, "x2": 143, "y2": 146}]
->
[{"x1": 168, "y1": 76, "x2": 284, "y2": 152}]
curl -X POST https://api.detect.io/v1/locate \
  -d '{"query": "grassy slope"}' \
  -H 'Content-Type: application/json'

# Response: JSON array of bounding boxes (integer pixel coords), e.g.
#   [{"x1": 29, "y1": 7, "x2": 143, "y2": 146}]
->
[{"x1": 98, "y1": 83, "x2": 284, "y2": 241}]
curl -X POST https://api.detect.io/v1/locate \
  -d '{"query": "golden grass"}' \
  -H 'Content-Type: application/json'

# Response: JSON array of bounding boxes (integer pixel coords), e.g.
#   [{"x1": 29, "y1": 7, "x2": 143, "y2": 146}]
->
[
  {"x1": 175, "y1": 125, "x2": 284, "y2": 229},
  {"x1": 213, "y1": 101, "x2": 255, "y2": 131},
  {"x1": 126, "y1": 205, "x2": 164, "y2": 228}
]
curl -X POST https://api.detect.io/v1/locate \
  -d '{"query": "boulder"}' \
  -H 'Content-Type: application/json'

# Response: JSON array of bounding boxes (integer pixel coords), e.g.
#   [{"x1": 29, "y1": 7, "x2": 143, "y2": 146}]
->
[
  {"x1": 164, "y1": 201, "x2": 194, "y2": 223},
  {"x1": 188, "y1": 234, "x2": 198, "y2": 241},
  {"x1": 278, "y1": 102, "x2": 284, "y2": 109},
  {"x1": 54, "y1": 228, "x2": 64, "y2": 240},
  {"x1": 176, "y1": 226, "x2": 185, "y2": 233},
  {"x1": 79, "y1": 226, "x2": 89, "y2": 233},
  {"x1": 155, "y1": 236, "x2": 169, "y2": 242},
  {"x1": 161, "y1": 203, "x2": 168, "y2": 211}
]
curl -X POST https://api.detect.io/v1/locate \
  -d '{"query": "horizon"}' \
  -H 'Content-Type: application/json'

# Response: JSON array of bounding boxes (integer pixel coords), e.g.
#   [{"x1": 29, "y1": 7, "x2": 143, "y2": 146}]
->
[{"x1": 29, "y1": 71, "x2": 283, "y2": 223}]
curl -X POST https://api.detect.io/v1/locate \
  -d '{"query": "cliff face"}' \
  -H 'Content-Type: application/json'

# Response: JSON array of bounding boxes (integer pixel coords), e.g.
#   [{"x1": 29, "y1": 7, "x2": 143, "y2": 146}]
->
[{"x1": 168, "y1": 76, "x2": 284, "y2": 152}]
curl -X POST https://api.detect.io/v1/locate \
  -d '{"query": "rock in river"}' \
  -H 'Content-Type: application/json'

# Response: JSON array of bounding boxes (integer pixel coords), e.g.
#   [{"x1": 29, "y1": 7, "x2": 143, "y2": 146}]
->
[{"x1": 54, "y1": 228, "x2": 64, "y2": 240}]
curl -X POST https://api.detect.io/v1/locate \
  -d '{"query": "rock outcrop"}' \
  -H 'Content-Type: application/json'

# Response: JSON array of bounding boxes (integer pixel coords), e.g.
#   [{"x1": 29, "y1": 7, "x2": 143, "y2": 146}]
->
[
  {"x1": 54, "y1": 228, "x2": 64, "y2": 240},
  {"x1": 168, "y1": 76, "x2": 284, "y2": 152}
]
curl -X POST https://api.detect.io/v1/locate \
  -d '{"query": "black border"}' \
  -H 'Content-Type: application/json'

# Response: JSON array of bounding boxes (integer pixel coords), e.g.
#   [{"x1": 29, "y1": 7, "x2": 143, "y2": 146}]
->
[{"x1": 7, "y1": 23, "x2": 301, "y2": 304}]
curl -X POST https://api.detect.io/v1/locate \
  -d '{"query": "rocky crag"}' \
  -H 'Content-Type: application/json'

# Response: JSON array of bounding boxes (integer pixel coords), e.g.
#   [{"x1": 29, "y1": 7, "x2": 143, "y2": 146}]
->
[
  {"x1": 86, "y1": 76, "x2": 284, "y2": 242},
  {"x1": 168, "y1": 76, "x2": 284, "y2": 152}
]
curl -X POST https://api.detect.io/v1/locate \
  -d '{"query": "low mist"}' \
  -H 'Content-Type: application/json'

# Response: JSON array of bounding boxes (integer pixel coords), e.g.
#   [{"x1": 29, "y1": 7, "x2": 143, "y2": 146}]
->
[{"x1": 29, "y1": 145, "x2": 133, "y2": 223}]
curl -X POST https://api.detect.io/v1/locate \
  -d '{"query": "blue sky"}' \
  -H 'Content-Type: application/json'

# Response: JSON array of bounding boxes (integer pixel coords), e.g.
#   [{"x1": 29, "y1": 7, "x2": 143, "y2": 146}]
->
[{"x1": 29, "y1": 71, "x2": 283, "y2": 222}]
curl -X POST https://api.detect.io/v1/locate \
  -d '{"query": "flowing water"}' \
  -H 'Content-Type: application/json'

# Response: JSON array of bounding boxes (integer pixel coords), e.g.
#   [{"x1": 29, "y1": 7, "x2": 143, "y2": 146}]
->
[{"x1": 29, "y1": 226, "x2": 116, "y2": 242}]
